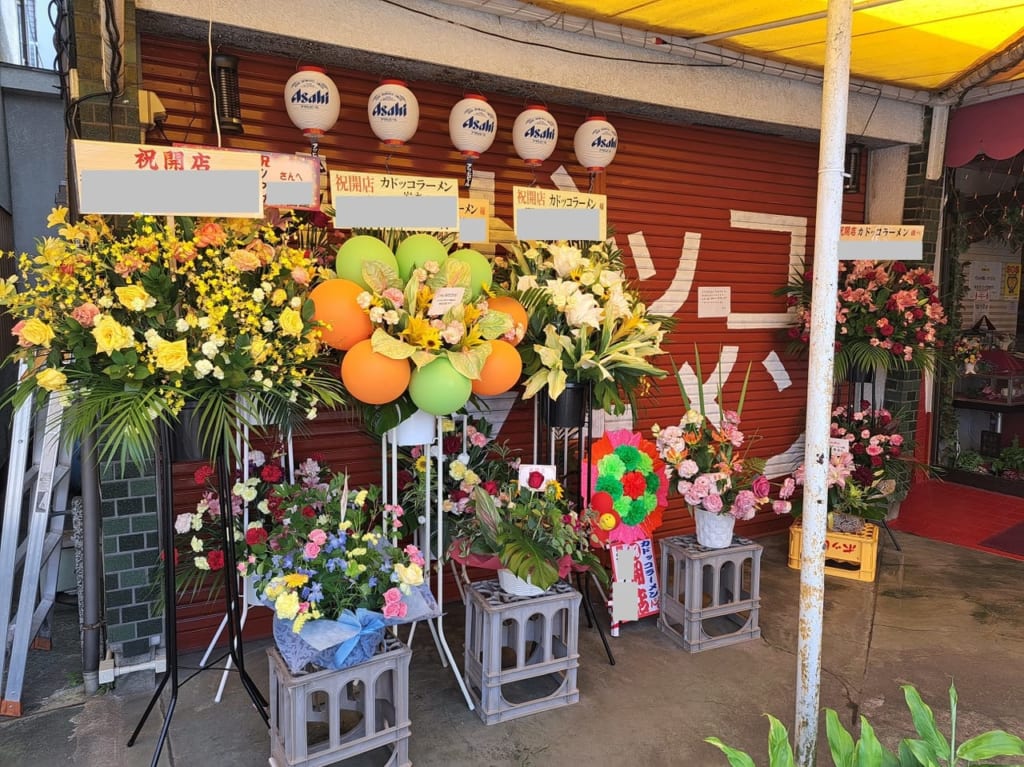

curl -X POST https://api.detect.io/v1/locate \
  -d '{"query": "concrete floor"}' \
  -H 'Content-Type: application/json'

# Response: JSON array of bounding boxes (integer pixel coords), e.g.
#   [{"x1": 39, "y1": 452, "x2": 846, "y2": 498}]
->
[{"x1": 2, "y1": 529, "x2": 1023, "y2": 766}]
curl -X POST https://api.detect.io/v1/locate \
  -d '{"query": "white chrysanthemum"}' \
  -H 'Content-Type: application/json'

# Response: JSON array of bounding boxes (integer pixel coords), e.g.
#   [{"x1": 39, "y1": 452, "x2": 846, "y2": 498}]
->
[
  {"x1": 252, "y1": 288, "x2": 265, "y2": 302},
  {"x1": 175, "y1": 318, "x2": 189, "y2": 332},
  {"x1": 201, "y1": 340, "x2": 219, "y2": 358},
  {"x1": 174, "y1": 513, "x2": 193, "y2": 534},
  {"x1": 194, "y1": 359, "x2": 213, "y2": 377},
  {"x1": 549, "y1": 243, "x2": 582, "y2": 277}
]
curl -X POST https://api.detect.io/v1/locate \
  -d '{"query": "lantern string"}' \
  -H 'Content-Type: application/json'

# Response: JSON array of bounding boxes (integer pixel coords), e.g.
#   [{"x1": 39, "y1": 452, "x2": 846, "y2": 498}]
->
[
  {"x1": 384, "y1": 153, "x2": 392, "y2": 175},
  {"x1": 588, "y1": 172, "x2": 596, "y2": 193},
  {"x1": 529, "y1": 169, "x2": 539, "y2": 187}
]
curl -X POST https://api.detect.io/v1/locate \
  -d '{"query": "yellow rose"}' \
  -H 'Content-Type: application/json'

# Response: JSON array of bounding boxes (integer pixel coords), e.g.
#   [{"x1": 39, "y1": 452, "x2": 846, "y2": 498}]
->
[
  {"x1": 278, "y1": 307, "x2": 304, "y2": 337},
  {"x1": 153, "y1": 339, "x2": 189, "y2": 373},
  {"x1": 115, "y1": 285, "x2": 155, "y2": 311},
  {"x1": 249, "y1": 336, "x2": 269, "y2": 364},
  {"x1": 91, "y1": 315, "x2": 134, "y2": 355},
  {"x1": 20, "y1": 318, "x2": 55, "y2": 348},
  {"x1": 36, "y1": 368, "x2": 67, "y2": 391},
  {"x1": 395, "y1": 562, "x2": 424, "y2": 587}
]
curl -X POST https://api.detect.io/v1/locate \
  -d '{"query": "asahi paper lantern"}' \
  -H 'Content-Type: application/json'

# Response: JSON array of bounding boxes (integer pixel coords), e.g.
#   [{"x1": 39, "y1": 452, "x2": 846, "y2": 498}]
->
[
  {"x1": 574, "y1": 116, "x2": 618, "y2": 172},
  {"x1": 512, "y1": 105, "x2": 558, "y2": 167},
  {"x1": 284, "y1": 66, "x2": 340, "y2": 140},
  {"x1": 367, "y1": 79, "x2": 419, "y2": 145},
  {"x1": 448, "y1": 94, "x2": 497, "y2": 159}
]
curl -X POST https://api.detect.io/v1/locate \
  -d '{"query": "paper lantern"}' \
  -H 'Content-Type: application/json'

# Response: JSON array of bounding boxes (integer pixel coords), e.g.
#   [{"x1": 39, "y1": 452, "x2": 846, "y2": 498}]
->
[
  {"x1": 487, "y1": 296, "x2": 528, "y2": 346},
  {"x1": 408, "y1": 358, "x2": 472, "y2": 415},
  {"x1": 447, "y1": 248, "x2": 492, "y2": 299},
  {"x1": 448, "y1": 94, "x2": 497, "y2": 159},
  {"x1": 574, "y1": 116, "x2": 618, "y2": 173},
  {"x1": 512, "y1": 105, "x2": 558, "y2": 167},
  {"x1": 310, "y1": 279, "x2": 371, "y2": 351},
  {"x1": 284, "y1": 66, "x2": 340, "y2": 141},
  {"x1": 340, "y1": 340, "x2": 411, "y2": 405},
  {"x1": 472, "y1": 340, "x2": 522, "y2": 396},
  {"x1": 367, "y1": 79, "x2": 419, "y2": 146},
  {"x1": 336, "y1": 235, "x2": 398, "y2": 289},
  {"x1": 395, "y1": 233, "x2": 448, "y2": 282}
]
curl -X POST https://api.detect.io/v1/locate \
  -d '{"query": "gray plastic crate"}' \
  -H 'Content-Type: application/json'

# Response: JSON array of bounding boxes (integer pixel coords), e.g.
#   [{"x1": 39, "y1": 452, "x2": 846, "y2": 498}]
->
[
  {"x1": 267, "y1": 636, "x2": 411, "y2": 767},
  {"x1": 657, "y1": 534, "x2": 762, "y2": 652},
  {"x1": 464, "y1": 579, "x2": 582, "y2": 725}
]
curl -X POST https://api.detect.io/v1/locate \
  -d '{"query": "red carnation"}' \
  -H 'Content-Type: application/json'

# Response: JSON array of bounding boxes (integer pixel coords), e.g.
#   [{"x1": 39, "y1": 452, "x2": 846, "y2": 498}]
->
[
  {"x1": 621, "y1": 471, "x2": 647, "y2": 499},
  {"x1": 301, "y1": 505, "x2": 316, "y2": 518},
  {"x1": 206, "y1": 549, "x2": 225, "y2": 571},
  {"x1": 879, "y1": 324, "x2": 894, "y2": 337},
  {"x1": 892, "y1": 343, "x2": 904, "y2": 355},
  {"x1": 443, "y1": 436, "x2": 461, "y2": 454},
  {"x1": 245, "y1": 527, "x2": 268, "y2": 546},
  {"x1": 261, "y1": 463, "x2": 284, "y2": 483},
  {"x1": 527, "y1": 470, "x2": 545, "y2": 489},
  {"x1": 194, "y1": 465, "x2": 214, "y2": 485}
]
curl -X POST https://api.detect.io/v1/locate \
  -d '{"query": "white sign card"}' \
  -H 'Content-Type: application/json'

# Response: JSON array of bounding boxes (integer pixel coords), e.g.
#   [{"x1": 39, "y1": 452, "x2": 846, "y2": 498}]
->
[
  {"x1": 459, "y1": 198, "x2": 489, "y2": 244},
  {"x1": 512, "y1": 186, "x2": 606, "y2": 241},
  {"x1": 517, "y1": 464, "x2": 557, "y2": 491},
  {"x1": 697, "y1": 286, "x2": 731, "y2": 318},
  {"x1": 331, "y1": 171, "x2": 459, "y2": 230},
  {"x1": 74, "y1": 139, "x2": 263, "y2": 217},
  {"x1": 837, "y1": 224, "x2": 924, "y2": 261},
  {"x1": 829, "y1": 437, "x2": 850, "y2": 457},
  {"x1": 427, "y1": 287, "x2": 466, "y2": 317},
  {"x1": 176, "y1": 144, "x2": 319, "y2": 208}
]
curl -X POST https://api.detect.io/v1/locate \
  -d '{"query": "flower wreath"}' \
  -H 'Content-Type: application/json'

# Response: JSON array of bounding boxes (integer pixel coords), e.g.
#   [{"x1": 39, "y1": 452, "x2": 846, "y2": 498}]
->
[{"x1": 586, "y1": 429, "x2": 669, "y2": 545}]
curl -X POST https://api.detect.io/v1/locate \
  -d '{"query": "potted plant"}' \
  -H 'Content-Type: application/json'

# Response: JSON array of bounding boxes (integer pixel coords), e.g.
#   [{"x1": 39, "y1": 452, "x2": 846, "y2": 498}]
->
[
  {"x1": 239, "y1": 466, "x2": 436, "y2": 673},
  {"x1": 497, "y1": 239, "x2": 669, "y2": 419},
  {"x1": 450, "y1": 475, "x2": 608, "y2": 594}
]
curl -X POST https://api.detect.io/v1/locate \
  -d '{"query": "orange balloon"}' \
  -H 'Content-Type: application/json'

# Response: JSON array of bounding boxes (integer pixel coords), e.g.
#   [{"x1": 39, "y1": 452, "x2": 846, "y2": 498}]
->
[
  {"x1": 340, "y1": 340, "x2": 411, "y2": 404},
  {"x1": 310, "y1": 279, "x2": 372, "y2": 351},
  {"x1": 487, "y1": 296, "x2": 528, "y2": 346},
  {"x1": 472, "y1": 340, "x2": 523, "y2": 396}
]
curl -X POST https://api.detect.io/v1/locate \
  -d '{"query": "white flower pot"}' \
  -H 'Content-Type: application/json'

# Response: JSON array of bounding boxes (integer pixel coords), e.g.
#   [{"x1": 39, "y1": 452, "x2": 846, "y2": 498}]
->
[
  {"x1": 497, "y1": 568, "x2": 548, "y2": 597},
  {"x1": 694, "y1": 507, "x2": 736, "y2": 548}
]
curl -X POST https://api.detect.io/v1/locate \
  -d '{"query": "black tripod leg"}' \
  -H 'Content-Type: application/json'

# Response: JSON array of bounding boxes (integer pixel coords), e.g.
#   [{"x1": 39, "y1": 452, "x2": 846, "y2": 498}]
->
[{"x1": 577, "y1": 572, "x2": 615, "y2": 666}]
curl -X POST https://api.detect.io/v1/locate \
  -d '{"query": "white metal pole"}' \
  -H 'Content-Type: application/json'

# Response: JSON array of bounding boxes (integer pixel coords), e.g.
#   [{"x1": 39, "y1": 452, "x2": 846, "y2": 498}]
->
[{"x1": 795, "y1": 1, "x2": 853, "y2": 764}]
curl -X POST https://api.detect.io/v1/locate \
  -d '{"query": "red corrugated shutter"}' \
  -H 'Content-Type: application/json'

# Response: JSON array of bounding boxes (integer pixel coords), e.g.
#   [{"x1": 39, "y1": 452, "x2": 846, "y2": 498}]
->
[{"x1": 140, "y1": 39, "x2": 865, "y2": 640}]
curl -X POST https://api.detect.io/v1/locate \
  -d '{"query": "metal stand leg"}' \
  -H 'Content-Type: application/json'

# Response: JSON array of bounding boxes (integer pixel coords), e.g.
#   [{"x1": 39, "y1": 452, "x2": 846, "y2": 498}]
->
[
  {"x1": 879, "y1": 519, "x2": 902, "y2": 552},
  {"x1": 575, "y1": 572, "x2": 615, "y2": 665}
]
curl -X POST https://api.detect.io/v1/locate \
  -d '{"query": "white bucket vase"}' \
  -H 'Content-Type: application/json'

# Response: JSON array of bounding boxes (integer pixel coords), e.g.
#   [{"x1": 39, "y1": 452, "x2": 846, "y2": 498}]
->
[
  {"x1": 693, "y1": 507, "x2": 736, "y2": 549},
  {"x1": 497, "y1": 568, "x2": 548, "y2": 597},
  {"x1": 392, "y1": 408, "x2": 436, "y2": 446}
]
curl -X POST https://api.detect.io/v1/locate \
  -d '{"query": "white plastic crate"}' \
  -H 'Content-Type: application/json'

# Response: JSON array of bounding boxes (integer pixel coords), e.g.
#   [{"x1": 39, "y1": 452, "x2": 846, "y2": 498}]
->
[
  {"x1": 657, "y1": 534, "x2": 762, "y2": 652},
  {"x1": 267, "y1": 636, "x2": 411, "y2": 767},
  {"x1": 464, "y1": 579, "x2": 581, "y2": 725}
]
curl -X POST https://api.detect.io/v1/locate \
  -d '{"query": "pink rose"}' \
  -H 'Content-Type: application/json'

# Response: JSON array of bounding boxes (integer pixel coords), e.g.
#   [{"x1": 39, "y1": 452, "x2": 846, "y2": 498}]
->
[
  {"x1": 303, "y1": 541, "x2": 321, "y2": 559},
  {"x1": 291, "y1": 266, "x2": 310, "y2": 285},
  {"x1": 702, "y1": 493, "x2": 724, "y2": 513},
  {"x1": 308, "y1": 529, "x2": 327, "y2": 546},
  {"x1": 404, "y1": 545, "x2": 425, "y2": 567},
  {"x1": 71, "y1": 303, "x2": 100, "y2": 328},
  {"x1": 383, "y1": 600, "x2": 408, "y2": 619},
  {"x1": 772, "y1": 500, "x2": 792, "y2": 515},
  {"x1": 751, "y1": 475, "x2": 770, "y2": 499}
]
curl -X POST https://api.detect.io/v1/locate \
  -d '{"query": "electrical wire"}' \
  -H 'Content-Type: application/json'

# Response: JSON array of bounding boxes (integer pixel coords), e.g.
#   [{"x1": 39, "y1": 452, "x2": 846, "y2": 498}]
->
[{"x1": 208, "y1": 0, "x2": 222, "y2": 148}]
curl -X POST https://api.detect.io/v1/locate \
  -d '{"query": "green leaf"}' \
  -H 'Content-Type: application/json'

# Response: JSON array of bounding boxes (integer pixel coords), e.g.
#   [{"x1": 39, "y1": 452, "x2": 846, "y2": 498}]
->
[
  {"x1": 363, "y1": 260, "x2": 400, "y2": 293},
  {"x1": 448, "y1": 345, "x2": 489, "y2": 381},
  {"x1": 901, "y1": 738, "x2": 941, "y2": 767},
  {"x1": 766, "y1": 715, "x2": 796, "y2": 767},
  {"x1": 703, "y1": 738, "x2": 757, "y2": 767},
  {"x1": 370, "y1": 327, "x2": 416, "y2": 360},
  {"x1": 825, "y1": 709, "x2": 856, "y2": 767},
  {"x1": 442, "y1": 258, "x2": 471, "y2": 288},
  {"x1": 855, "y1": 717, "x2": 893, "y2": 766},
  {"x1": 956, "y1": 731, "x2": 1024, "y2": 761},
  {"x1": 902, "y1": 685, "x2": 950, "y2": 758},
  {"x1": 477, "y1": 309, "x2": 513, "y2": 340}
]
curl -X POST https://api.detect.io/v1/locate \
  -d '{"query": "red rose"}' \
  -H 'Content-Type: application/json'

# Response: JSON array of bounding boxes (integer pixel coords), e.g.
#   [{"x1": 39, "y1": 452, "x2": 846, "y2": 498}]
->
[
  {"x1": 892, "y1": 261, "x2": 908, "y2": 274},
  {"x1": 194, "y1": 465, "x2": 215, "y2": 485},
  {"x1": 528, "y1": 470, "x2": 545, "y2": 489},
  {"x1": 481, "y1": 480, "x2": 499, "y2": 496},
  {"x1": 245, "y1": 527, "x2": 268, "y2": 546},
  {"x1": 301, "y1": 505, "x2": 316, "y2": 518},
  {"x1": 443, "y1": 436, "x2": 461, "y2": 455},
  {"x1": 261, "y1": 463, "x2": 283, "y2": 483},
  {"x1": 207, "y1": 549, "x2": 225, "y2": 570}
]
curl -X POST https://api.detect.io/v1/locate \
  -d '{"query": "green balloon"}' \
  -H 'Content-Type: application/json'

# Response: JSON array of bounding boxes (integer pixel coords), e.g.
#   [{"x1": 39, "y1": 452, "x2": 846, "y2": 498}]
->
[
  {"x1": 408, "y1": 358, "x2": 472, "y2": 415},
  {"x1": 447, "y1": 248, "x2": 492, "y2": 299},
  {"x1": 335, "y1": 235, "x2": 398, "y2": 289},
  {"x1": 395, "y1": 234, "x2": 448, "y2": 282}
]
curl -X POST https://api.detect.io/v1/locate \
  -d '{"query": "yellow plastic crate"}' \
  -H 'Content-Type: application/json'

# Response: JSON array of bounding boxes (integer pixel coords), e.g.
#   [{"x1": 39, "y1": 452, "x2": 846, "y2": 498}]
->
[{"x1": 787, "y1": 521, "x2": 879, "y2": 582}]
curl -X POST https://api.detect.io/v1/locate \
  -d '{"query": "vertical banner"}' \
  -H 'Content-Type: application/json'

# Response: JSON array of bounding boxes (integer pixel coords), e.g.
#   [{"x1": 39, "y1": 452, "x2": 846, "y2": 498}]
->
[{"x1": 608, "y1": 538, "x2": 659, "y2": 635}]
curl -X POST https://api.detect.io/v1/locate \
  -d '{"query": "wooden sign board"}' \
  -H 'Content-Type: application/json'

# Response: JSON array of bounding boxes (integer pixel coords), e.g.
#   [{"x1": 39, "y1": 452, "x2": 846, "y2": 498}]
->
[
  {"x1": 513, "y1": 186, "x2": 606, "y2": 241},
  {"x1": 458, "y1": 198, "x2": 489, "y2": 243},
  {"x1": 331, "y1": 171, "x2": 459, "y2": 230},
  {"x1": 73, "y1": 139, "x2": 263, "y2": 217},
  {"x1": 175, "y1": 144, "x2": 320, "y2": 209},
  {"x1": 838, "y1": 224, "x2": 924, "y2": 261}
]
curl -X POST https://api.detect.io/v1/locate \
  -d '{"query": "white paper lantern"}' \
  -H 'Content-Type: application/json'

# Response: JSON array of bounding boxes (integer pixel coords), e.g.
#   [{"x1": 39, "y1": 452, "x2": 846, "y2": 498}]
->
[
  {"x1": 512, "y1": 105, "x2": 558, "y2": 167},
  {"x1": 368, "y1": 79, "x2": 419, "y2": 146},
  {"x1": 574, "y1": 116, "x2": 618, "y2": 172},
  {"x1": 284, "y1": 66, "x2": 340, "y2": 139},
  {"x1": 448, "y1": 94, "x2": 497, "y2": 159}
]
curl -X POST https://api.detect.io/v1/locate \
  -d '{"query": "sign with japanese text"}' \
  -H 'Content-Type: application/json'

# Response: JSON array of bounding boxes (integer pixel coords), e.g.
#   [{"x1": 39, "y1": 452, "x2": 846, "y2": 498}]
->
[
  {"x1": 175, "y1": 144, "x2": 319, "y2": 209},
  {"x1": 458, "y1": 197, "x2": 489, "y2": 243},
  {"x1": 330, "y1": 171, "x2": 459, "y2": 230},
  {"x1": 512, "y1": 186, "x2": 606, "y2": 241},
  {"x1": 73, "y1": 139, "x2": 263, "y2": 217},
  {"x1": 608, "y1": 538, "x2": 659, "y2": 630},
  {"x1": 837, "y1": 224, "x2": 924, "y2": 261}
]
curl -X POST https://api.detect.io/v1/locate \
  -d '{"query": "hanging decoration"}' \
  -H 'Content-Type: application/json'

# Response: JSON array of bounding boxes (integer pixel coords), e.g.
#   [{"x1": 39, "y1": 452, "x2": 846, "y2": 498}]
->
[
  {"x1": 585, "y1": 429, "x2": 668, "y2": 546},
  {"x1": 512, "y1": 104, "x2": 558, "y2": 167},
  {"x1": 574, "y1": 115, "x2": 618, "y2": 173},
  {"x1": 448, "y1": 94, "x2": 497, "y2": 189},
  {"x1": 284, "y1": 65, "x2": 340, "y2": 156},
  {"x1": 367, "y1": 79, "x2": 419, "y2": 146}
]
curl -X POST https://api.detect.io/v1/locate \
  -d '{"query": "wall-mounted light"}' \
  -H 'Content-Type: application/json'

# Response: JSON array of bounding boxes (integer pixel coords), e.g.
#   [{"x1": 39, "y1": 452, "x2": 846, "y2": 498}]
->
[
  {"x1": 844, "y1": 142, "x2": 864, "y2": 194},
  {"x1": 211, "y1": 54, "x2": 244, "y2": 135}
]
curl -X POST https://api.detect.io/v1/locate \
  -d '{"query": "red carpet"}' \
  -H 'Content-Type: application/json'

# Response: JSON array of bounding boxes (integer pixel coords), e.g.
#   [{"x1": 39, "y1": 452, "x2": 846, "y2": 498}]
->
[{"x1": 891, "y1": 479, "x2": 1024, "y2": 561}]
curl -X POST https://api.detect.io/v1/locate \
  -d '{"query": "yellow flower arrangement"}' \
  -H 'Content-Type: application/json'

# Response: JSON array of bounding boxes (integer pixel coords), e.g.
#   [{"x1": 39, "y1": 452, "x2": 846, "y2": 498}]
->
[{"x1": 1, "y1": 208, "x2": 345, "y2": 465}]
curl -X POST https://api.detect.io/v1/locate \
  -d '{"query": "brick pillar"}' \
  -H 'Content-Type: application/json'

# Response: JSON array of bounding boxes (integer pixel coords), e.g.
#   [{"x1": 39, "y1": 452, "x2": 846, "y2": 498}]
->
[{"x1": 70, "y1": 2, "x2": 161, "y2": 667}]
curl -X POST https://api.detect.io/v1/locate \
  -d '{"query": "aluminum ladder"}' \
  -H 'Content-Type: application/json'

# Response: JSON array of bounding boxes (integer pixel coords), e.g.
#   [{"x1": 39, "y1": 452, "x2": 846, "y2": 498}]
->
[{"x1": 0, "y1": 377, "x2": 73, "y2": 716}]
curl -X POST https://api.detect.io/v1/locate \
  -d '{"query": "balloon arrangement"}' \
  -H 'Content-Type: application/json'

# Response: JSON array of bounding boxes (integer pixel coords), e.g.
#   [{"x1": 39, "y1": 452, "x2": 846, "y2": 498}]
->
[{"x1": 310, "y1": 233, "x2": 528, "y2": 422}]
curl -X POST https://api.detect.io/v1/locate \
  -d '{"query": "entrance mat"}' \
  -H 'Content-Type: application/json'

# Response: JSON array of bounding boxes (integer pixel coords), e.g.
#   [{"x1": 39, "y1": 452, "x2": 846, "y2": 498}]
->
[{"x1": 979, "y1": 521, "x2": 1024, "y2": 559}]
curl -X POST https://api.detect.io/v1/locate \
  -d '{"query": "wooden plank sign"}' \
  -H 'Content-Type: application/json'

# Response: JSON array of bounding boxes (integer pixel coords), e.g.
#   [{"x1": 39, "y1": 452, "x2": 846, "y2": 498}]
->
[
  {"x1": 513, "y1": 186, "x2": 606, "y2": 242},
  {"x1": 331, "y1": 171, "x2": 459, "y2": 231},
  {"x1": 458, "y1": 198, "x2": 489, "y2": 243},
  {"x1": 837, "y1": 224, "x2": 924, "y2": 261},
  {"x1": 73, "y1": 139, "x2": 263, "y2": 217}
]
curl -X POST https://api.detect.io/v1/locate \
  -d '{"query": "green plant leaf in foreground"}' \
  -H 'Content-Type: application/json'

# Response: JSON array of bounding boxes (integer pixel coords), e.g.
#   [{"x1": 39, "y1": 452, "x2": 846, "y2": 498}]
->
[{"x1": 704, "y1": 737, "x2": 758, "y2": 767}]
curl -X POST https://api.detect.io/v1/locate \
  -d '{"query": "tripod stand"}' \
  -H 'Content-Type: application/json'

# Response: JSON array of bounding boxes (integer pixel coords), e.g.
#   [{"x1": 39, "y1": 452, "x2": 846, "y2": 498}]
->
[{"x1": 127, "y1": 423, "x2": 268, "y2": 767}]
